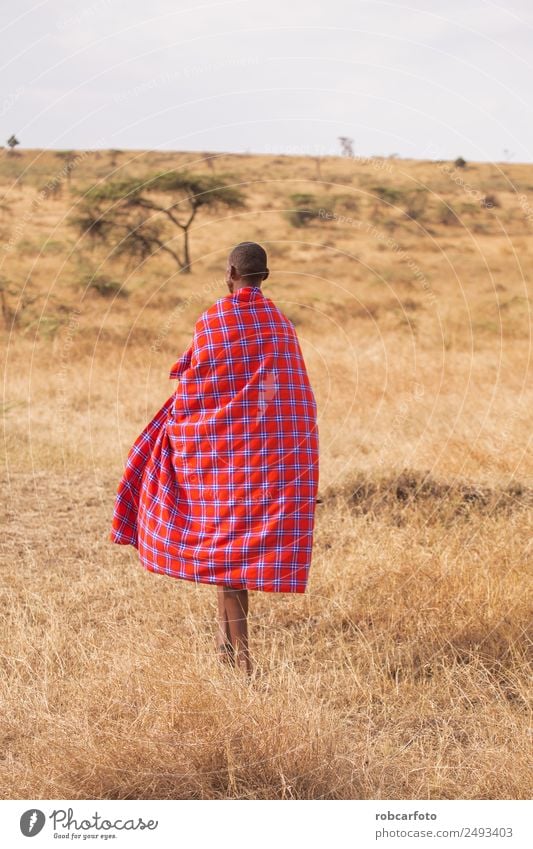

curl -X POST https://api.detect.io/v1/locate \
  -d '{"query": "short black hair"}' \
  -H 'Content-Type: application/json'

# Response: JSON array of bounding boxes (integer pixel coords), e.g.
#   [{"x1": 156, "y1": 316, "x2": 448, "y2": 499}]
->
[{"x1": 228, "y1": 241, "x2": 268, "y2": 284}]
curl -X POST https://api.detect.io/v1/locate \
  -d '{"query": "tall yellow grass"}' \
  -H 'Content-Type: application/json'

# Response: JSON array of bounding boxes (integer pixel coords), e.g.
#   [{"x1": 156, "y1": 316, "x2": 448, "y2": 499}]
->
[{"x1": 1, "y1": 148, "x2": 531, "y2": 798}]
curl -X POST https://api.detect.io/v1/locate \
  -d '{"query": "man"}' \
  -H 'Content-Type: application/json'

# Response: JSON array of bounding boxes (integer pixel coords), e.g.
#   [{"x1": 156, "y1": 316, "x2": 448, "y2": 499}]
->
[{"x1": 110, "y1": 242, "x2": 319, "y2": 677}]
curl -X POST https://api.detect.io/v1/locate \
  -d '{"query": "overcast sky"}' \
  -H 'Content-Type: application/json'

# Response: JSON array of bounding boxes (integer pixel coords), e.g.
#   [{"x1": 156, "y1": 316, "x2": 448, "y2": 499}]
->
[{"x1": 1, "y1": 0, "x2": 532, "y2": 161}]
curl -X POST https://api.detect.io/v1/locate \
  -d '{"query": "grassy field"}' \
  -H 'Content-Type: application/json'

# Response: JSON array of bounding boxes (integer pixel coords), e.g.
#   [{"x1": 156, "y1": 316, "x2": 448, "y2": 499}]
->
[{"x1": 1, "y1": 147, "x2": 531, "y2": 799}]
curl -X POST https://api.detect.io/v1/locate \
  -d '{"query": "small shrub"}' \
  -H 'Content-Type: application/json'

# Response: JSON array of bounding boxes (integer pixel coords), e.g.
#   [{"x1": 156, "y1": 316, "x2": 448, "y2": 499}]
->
[
  {"x1": 77, "y1": 268, "x2": 128, "y2": 298},
  {"x1": 16, "y1": 238, "x2": 38, "y2": 256},
  {"x1": 481, "y1": 193, "x2": 500, "y2": 209},
  {"x1": 459, "y1": 202, "x2": 479, "y2": 216},
  {"x1": 335, "y1": 193, "x2": 359, "y2": 213},
  {"x1": 438, "y1": 202, "x2": 460, "y2": 226},
  {"x1": 387, "y1": 219, "x2": 402, "y2": 235},
  {"x1": 403, "y1": 189, "x2": 428, "y2": 221},
  {"x1": 454, "y1": 157, "x2": 467, "y2": 169},
  {"x1": 371, "y1": 185, "x2": 402, "y2": 205},
  {"x1": 41, "y1": 181, "x2": 63, "y2": 200},
  {"x1": 22, "y1": 314, "x2": 65, "y2": 339},
  {"x1": 284, "y1": 193, "x2": 320, "y2": 227},
  {"x1": 88, "y1": 275, "x2": 126, "y2": 297}
]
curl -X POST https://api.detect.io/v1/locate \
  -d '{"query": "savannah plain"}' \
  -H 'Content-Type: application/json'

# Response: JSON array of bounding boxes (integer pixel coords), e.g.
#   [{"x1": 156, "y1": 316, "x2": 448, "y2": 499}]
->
[{"x1": 1, "y1": 147, "x2": 531, "y2": 799}]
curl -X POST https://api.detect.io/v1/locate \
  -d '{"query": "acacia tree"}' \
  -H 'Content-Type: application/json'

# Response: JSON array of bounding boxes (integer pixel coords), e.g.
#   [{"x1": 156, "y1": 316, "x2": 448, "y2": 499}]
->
[
  {"x1": 71, "y1": 171, "x2": 245, "y2": 272},
  {"x1": 7, "y1": 134, "x2": 20, "y2": 154},
  {"x1": 338, "y1": 136, "x2": 354, "y2": 157}
]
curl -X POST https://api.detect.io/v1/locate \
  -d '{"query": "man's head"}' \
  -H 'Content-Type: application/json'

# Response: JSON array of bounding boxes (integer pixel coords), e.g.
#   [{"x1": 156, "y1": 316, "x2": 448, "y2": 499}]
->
[{"x1": 226, "y1": 242, "x2": 269, "y2": 293}]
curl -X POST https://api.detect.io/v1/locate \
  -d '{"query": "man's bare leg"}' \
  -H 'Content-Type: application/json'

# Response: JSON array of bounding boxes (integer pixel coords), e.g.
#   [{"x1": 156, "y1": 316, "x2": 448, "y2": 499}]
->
[
  {"x1": 223, "y1": 587, "x2": 253, "y2": 675},
  {"x1": 216, "y1": 586, "x2": 234, "y2": 666}
]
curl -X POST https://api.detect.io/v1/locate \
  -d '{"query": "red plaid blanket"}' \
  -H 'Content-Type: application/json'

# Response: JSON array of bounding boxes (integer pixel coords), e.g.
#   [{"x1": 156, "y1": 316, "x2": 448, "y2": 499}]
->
[{"x1": 110, "y1": 285, "x2": 319, "y2": 592}]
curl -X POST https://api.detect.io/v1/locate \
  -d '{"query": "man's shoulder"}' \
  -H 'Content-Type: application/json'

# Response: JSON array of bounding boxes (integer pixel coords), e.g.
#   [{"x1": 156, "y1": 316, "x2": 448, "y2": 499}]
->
[{"x1": 195, "y1": 290, "x2": 296, "y2": 335}]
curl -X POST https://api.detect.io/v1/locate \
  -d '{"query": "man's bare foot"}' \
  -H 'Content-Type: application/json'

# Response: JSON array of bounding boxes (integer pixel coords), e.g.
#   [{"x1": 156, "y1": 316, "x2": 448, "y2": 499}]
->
[
  {"x1": 235, "y1": 652, "x2": 253, "y2": 676},
  {"x1": 216, "y1": 641, "x2": 235, "y2": 667}
]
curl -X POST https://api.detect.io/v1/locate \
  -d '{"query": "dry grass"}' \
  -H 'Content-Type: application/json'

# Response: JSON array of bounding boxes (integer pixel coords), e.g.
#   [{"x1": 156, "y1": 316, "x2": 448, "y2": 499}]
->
[{"x1": 0, "y1": 148, "x2": 532, "y2": 799}]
